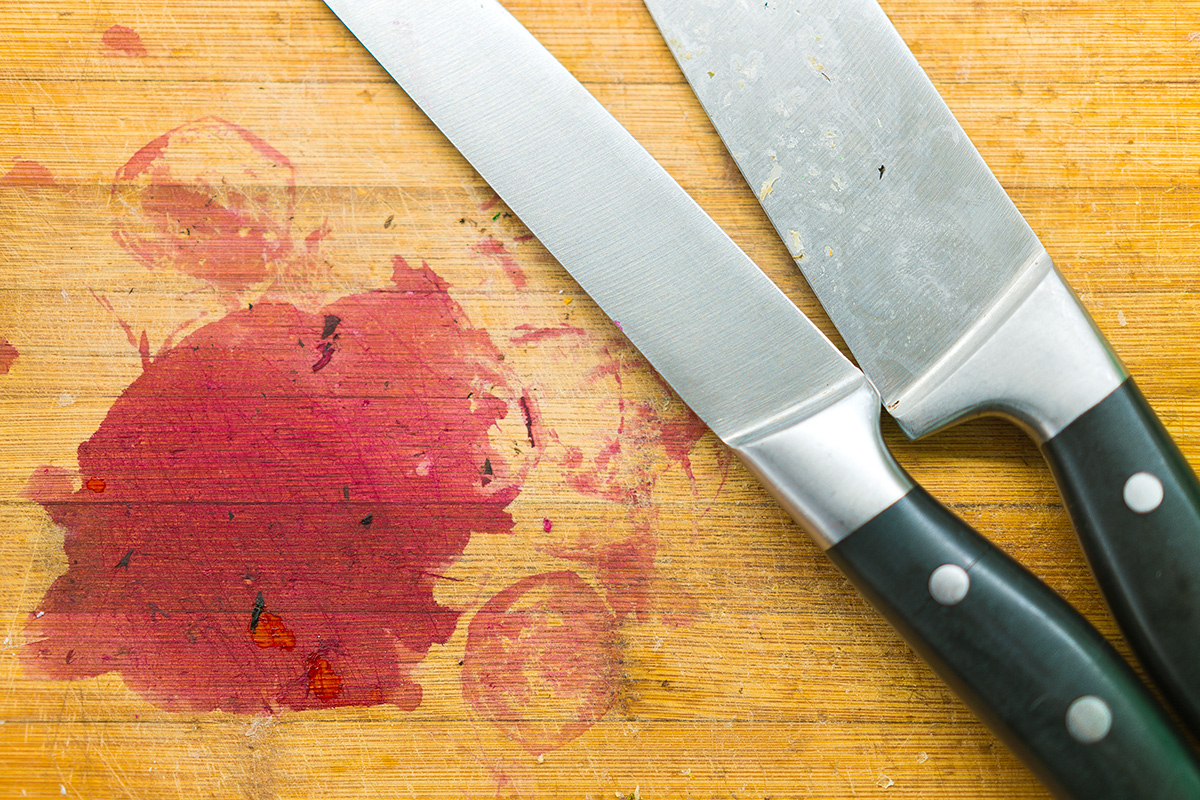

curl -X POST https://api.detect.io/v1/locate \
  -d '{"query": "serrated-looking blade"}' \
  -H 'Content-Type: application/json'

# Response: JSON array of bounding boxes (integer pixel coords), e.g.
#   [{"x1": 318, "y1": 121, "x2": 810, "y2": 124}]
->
[
  {"x1": 645, "y1": 0, "x2": 1047, "y2": 407},
  {"x1": 323, "y1": 0, "x2": 862, "y2": 442}
]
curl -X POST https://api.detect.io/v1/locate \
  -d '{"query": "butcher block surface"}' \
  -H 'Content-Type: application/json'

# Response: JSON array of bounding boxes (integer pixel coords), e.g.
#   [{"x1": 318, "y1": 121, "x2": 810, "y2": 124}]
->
[{"x1": 4, "y1": 1, "x2": 1200, "y2": 797}]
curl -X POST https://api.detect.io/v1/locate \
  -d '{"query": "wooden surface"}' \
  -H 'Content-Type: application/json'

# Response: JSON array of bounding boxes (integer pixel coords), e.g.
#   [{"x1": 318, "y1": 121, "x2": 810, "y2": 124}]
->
[{"x1": 4, "y1": 1, "x2": 1200, "y2": 797}]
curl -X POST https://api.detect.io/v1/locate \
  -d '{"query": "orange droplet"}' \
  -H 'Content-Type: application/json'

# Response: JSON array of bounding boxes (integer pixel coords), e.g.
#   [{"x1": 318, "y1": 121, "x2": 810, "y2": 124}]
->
[
  {"x1": 307, "y1": 656, "x2": 342, "y2": 702},
  {"x1": 250, "y1": 611, "x2": 296, "y2": 650},
  {"x1": 85, "y1": 478, "x2": 107, "y2": 494}
]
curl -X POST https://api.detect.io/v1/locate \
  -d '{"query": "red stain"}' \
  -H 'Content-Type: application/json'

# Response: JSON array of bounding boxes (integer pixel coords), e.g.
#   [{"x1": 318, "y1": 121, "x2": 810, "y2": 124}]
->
[
  {"x1": 84, "y1": 478, "x2": 106, "y2": 494},
  {"x1": 251, "y1": 612, "x2": 296, "y2": 651},
  {"x1": 549, "y1": 531, "x2": 656, "y2": 621},
  {"x1": 307, "y1": 656, "x2": 343, "y2": 702},
  {"x1": 305, "y1": 221, "x2": 332, "y2": 253},
  {"x1": 102, "y1": 25, "x2": 148, "y2": 57},
  {"x1": 0, "y1": 337, "x2": 17, "y2": 373},
  {"x1": 112, "y1": 118, "x2": 296, "y2": 293},
  {"x1": 542, "y1": 518, "x2": 553, "y2": 533},
  {"x1": 555, "y1": 339, "x2": 713, "y2": 505},
  {"x1": 657, "y1": 405, "x2": 712, "y2": 487},
  {"x1": 509, "y1": 324, "x2": 586, "y2": 345},
  {"x1": 1, "y1": 160, "x2": 55, "y2": 188},
  {"x1": 461, "y1": 571, "x2": 618, "y2": 754},
  {"x1": 89, "y1": 289, "x2": 210, "y2": 373},
  {"x1": 22, "y1": 259, "x2": 532, "y2": 714},
  {"x1": 471, "y1": 236, "x2": 527, "y2": 288},
  {"x1": 24, "y1": 466, "x2": 76, "y2": 502}
]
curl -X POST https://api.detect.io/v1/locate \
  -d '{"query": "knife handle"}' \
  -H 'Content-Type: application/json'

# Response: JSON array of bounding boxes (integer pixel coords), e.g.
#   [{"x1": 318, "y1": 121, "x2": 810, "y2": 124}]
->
[
  {"x1": 1041, "y1": 376, "x2": 1200, "y2": 736},
  {"x1": 826, "y1": 484, "x2": 1200, "y2": 800}
]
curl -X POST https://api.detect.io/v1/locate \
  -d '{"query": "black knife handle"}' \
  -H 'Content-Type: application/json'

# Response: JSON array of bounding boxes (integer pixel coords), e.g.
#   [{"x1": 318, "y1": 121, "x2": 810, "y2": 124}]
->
[
  {"x1": 1041, "y1": 376, "x2": 1200, "y2": 736},
  {"x1": 826, "y1": 485, "x2": 1200, "y2": 799}
]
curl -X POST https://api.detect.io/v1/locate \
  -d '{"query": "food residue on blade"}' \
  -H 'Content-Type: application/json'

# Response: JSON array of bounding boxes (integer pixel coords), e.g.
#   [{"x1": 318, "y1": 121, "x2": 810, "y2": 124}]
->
[{"x1": 759, "y1": 160, "x2": 783, "y2": 201}]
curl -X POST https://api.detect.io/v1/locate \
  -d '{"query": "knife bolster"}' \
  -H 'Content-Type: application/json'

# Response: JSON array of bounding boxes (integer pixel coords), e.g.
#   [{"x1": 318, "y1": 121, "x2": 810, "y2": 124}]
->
[
  {"x1": 730, "y1": 376, "x2": 912, "y2": 548},
  {"x1": 888, "y1": 257, "x2": 1126, "y2": 442}
]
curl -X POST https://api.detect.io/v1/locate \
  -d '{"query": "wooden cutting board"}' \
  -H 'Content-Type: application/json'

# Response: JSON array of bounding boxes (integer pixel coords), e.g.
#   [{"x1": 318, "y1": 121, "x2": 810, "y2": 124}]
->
[{"x1": 3, "y1": 1, "x2": 1200, "y2": 797}]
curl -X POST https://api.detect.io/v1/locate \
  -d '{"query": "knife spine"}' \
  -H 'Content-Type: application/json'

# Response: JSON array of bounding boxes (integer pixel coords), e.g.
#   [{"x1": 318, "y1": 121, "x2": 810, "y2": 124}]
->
[
  {"x1": 732, "y1": 374, "x2": 911, "y2": 548},
  {"x1": 885, "y1": 258, "x2": 1126, "y2": 442}
]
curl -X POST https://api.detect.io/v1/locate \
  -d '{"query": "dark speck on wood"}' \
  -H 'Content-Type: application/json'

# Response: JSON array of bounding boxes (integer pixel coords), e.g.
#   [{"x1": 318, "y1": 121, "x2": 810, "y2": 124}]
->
[
  {"x1": 321, "y1": 315, "x2": 342, "y2": 339},
  {"x1": 519, "y1": 396, "x2": 535, "y2": 447},
  {"x1": 250, "y1": 590, "x2": 266, "y2": 632},
  {"x1": 360, "y1": 514, "x2": 373, "y2": 527},
  {"x1": 115, "y1": 549, "x2": 133, "y2": 569}
]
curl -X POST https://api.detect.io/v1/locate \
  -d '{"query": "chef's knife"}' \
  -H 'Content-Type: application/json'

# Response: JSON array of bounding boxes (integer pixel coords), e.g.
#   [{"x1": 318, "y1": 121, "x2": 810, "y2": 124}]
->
[
  {"x1": 643, "y1": 0, "x2": 1200, "y2": 736},
  {"x1": 319, "y1": 0, "x2": 1200, "y2": 796}
]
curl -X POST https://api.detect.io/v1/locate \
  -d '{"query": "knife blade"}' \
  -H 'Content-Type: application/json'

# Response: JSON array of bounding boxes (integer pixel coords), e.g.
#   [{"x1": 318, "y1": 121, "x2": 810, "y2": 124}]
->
[
  {"x1": 319, "y1": 0, "x2": 1200, "y2": 795},
  {"x1": 643, "y1": 0, "x2": 1200, "y2": 737}
]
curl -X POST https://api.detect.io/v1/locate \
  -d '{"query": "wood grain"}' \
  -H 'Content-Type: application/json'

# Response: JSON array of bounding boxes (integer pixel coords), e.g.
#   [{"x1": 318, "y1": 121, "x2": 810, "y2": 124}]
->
[{"x1": 3, "y1": 1, "x2": 1200, "y2": 797}]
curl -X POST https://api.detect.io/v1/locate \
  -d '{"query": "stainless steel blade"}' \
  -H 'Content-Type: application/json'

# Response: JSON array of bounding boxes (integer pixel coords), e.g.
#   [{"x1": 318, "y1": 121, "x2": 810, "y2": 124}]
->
[
  {"x1": 322, "y1": 0, "x2": 860, "y2": 444},
  {"x1": 644, "y1": 0, "x2": 1126, "y2": 439},
  {"x1": 321, "y1": 0, "x2": 916, "y2": 544}
]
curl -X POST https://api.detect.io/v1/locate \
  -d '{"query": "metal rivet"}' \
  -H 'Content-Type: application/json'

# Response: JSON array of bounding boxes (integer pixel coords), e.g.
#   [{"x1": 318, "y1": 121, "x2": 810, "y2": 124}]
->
[
  {"x1": 1066, "y1": 695, "x2": 1113, "y2": 744},
  {"x1": 928, "y1": 564, "x2": 970, "y2": 606},
  {"x1": 1123, "y1": 471, "x2": 1164, "y2": 514}
]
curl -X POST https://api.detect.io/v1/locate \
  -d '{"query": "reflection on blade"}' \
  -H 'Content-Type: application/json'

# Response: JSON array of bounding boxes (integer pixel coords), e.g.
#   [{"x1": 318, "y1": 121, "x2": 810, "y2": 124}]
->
[{"x1": 323, "y1": 0, "x2": 861, "y2": 443}]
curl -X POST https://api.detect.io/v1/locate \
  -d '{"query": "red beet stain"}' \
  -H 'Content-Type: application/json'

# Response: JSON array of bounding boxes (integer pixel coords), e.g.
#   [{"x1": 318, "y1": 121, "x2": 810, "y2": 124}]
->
[
  {"x1": 471, "y1": 236, "x2": 527, "y2": 288},
  {"x1": 102, "y1": 25, "x2": 148, "y2": 57},
  {"x1": 251, "y1": 612, "x2": 297, "y2": 651},
  {"x1": 112, "y1": 118, "x2": 296, "y2": 293},
  {"x1": 462, "y1": 571, "x2": 618, "y2": 754},
  {"x1": 307, "y1": 656, "x2": 343, "y2": 702},
  {"x1": 1, "y1": 160, "x2": 56, "y2": 188},
  {"x1": 550, "y1": 531, "x2": 656, "y2": 621},
  {"x1": 23, "y1": 259, "x2": 528, "y2": 714},
  {"x1": 0, "y1": 337, "x2": 17, "y2": 373}
]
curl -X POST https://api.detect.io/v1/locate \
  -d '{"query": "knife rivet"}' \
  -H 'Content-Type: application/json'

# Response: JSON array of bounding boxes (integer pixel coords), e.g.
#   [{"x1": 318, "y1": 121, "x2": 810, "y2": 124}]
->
[
  {"x1": 928, "y1": 564, "x2": 970, "y2": 606},
  {"x1": 1123, "y1": 471, "x2": 1164, "y2": 514},
  {"x1": 1066, "y1": 695, "x2": 1113, "y2": 744}
]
